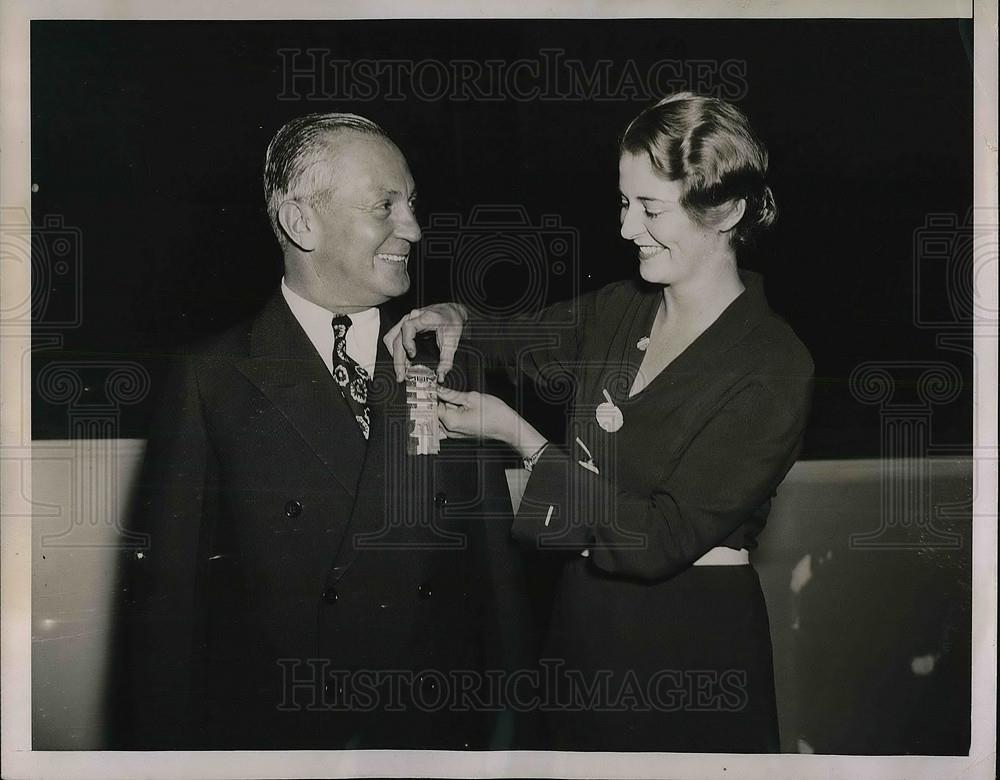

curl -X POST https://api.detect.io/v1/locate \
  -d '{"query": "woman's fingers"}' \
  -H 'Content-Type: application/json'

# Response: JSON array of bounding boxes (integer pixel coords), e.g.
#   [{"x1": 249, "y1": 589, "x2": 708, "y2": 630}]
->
[
  {"x1": 397, "y1": 310, "x2": 423, "y2": 359},
  {"x1": 389, "y1": 310, "x2": 442, "y2": 382},
  {"x1": 435, "y1": 328, "x2": 459, "y2": 384},
  {"x1": 436, "y1": 388, "x2": 486, "y2": 438},
  {"x1": 385, "y1": 304, "x2": 469, "y2": 382},
  {"x1": 435, "y1": 386, "x2": 474, "y2": 406},
  {"x1": 385, "y1": 310, "x2": 420, "y2": 381},
  {"x1": 436, "y1": 403, "x2": 468, "y2": 435}
]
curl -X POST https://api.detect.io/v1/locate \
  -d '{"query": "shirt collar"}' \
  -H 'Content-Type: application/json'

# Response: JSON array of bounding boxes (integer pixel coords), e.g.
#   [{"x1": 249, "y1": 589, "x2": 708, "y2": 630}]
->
[{"x1": 280, "y1": 278, "x2": 380, "y2": 375}]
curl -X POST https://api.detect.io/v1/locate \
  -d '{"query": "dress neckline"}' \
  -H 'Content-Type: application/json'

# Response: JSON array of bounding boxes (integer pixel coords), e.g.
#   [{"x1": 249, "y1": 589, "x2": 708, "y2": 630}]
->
[{"x1": 619, "y1": 270, "x2": 769, "y2": 404}]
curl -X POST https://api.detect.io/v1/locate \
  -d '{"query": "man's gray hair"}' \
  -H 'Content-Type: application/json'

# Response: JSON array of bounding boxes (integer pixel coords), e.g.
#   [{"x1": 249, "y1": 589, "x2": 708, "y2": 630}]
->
[{"x1": 263, "y1": 113, "x2": 391, "y2": 247}]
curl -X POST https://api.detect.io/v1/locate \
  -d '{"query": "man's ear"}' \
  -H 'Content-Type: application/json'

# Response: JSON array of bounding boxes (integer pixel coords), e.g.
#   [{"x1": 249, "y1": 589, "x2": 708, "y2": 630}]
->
[
  {"x1": 277, "y1": 200, "x2": 318, "y2": 251},
  {"x1": 716, "y1": 198, "x2": 746, "y2": 235}
]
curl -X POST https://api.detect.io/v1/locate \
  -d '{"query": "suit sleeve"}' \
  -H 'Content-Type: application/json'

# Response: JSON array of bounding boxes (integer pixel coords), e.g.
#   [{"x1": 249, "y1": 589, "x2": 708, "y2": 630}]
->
[
  {"x1": 510, "y1": 376, "x2": 812, "y2": 582},
  {"x1": 118, "y1": 355, "x2": 219, "y2": 748}
]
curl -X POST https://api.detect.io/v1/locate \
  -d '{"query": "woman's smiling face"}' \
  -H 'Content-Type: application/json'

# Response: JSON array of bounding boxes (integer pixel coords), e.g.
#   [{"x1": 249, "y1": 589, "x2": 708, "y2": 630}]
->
[{"x1": 618, "y1": 151, "x2": 726, "y2": 286}]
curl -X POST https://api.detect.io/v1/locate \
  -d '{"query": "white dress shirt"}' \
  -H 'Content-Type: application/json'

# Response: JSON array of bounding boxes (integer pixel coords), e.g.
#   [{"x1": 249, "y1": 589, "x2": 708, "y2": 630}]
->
[{"x1": 280, "y1": 278, "x2": 380, "y2": 379}]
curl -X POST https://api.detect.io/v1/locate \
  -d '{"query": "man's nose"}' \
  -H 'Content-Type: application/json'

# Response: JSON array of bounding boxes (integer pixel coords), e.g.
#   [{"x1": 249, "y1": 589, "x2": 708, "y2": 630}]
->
[{"x1": 396, "y1": 205, "x2": 422, "y2": 243}]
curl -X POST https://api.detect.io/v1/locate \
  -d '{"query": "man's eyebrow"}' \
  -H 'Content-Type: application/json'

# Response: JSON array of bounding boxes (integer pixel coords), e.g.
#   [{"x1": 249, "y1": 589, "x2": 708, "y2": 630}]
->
[{"x1": 376, "y1": 188, "x2": 417, "y2": 198}]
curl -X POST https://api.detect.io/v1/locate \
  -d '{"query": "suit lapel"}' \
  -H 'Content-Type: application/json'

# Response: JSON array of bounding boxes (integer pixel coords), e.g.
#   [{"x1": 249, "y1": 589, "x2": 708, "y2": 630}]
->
[{"x1": 236, "y1": 292, "x2": 367, "y2": 500}]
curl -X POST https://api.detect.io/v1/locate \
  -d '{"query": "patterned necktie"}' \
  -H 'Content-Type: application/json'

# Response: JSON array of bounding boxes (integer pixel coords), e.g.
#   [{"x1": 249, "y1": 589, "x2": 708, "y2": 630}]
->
[{"x1": 331, "y1": 315, "x2": 371, "y2": 439}]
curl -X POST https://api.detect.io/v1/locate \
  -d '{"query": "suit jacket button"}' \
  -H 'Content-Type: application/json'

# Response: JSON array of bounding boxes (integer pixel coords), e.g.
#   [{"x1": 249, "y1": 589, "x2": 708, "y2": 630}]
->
[
  {"x1": 417, "y1": 581, "x2": 433, "y2": 600},
  {"x1": 433, "y1": 492, "x2": 448, "y2": 507},
  {"x1": 322, "y1": 587, "x2": 339, "y2": 604},
  {"x1": 285, "y1": 500, "x2": 302, "y2": 518}
]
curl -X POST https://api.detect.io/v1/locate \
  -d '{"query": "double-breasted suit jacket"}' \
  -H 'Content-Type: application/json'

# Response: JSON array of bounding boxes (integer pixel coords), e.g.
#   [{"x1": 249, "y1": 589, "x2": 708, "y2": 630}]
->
[{"x1": 119, "y1": 290, "x2": 492, "y2": 749}]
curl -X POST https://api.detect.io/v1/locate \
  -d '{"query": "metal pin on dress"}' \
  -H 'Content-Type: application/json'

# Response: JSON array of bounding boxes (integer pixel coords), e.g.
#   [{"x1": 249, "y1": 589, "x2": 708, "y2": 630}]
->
[
  {"x1": 575, "y1": 436, "x2": 600, "y2": 474},
  {"x1": 595, "y1": 388, "x2": 624, "y2": 433}
]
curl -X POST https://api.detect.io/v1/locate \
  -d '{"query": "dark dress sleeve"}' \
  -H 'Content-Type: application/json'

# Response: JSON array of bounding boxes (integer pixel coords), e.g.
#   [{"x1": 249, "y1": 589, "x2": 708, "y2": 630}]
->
[
  {"x1": 463, "y1": 291, "x2": 598, "y2": 388},
  {"x1": 510, "y1": 374, "x2": 812, "y2": 582}
]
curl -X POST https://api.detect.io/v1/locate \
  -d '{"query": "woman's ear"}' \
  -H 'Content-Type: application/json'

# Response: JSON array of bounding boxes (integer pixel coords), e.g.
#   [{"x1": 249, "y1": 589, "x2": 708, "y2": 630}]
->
[
  {"x1": 716, "y1": 198, "x2": 746, "y2": 235},
  {"x1": 278, "y1": 199, "x2": 318, "y2": 251}
]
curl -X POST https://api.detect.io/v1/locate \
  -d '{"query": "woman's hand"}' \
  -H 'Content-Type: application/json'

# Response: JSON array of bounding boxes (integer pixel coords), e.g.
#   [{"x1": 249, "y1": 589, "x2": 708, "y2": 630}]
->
[
  {"x1": 436, "y1": 387, "x2": 547, "y2": 459},
  {"x1": 435, "y1": 387, "x2": 517, "y2": 442},
  {"x1": 384, "y1": 303, "x2": 469, "y2": 383}
]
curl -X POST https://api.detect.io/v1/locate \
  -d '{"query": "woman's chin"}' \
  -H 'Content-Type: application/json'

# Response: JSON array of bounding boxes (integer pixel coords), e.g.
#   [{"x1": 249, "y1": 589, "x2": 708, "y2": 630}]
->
[{"x1": 638, "y1": 262, "x2": 670, "y2": 285}]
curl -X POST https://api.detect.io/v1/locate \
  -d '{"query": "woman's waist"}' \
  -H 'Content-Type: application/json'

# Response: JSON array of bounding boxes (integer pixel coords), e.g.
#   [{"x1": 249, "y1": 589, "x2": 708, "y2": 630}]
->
[{"x1": 692, "y1": 546, "x2": 750, "y2": 566}]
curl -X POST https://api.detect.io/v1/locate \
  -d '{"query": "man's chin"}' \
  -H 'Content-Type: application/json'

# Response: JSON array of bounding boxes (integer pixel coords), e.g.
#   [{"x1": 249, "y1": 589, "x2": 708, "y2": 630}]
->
[{"x1": 381, "y1": 273, "x2": 411, "y2": 299}]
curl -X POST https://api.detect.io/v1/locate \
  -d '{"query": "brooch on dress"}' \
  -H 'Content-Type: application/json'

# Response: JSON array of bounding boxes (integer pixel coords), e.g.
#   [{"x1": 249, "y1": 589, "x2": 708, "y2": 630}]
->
[
  {"x1": 636, "y1": 336, "x2": 650, "y2": 351},
  {"x1": 595, "y1": 388, "x2": 624, "y2": 433}
]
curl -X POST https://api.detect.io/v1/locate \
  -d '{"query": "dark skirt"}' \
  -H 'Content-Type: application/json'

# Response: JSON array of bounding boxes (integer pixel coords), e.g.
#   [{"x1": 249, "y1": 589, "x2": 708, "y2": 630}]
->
[{"x1": 539, "y1": 558, "x2": 779, "y2": 753}]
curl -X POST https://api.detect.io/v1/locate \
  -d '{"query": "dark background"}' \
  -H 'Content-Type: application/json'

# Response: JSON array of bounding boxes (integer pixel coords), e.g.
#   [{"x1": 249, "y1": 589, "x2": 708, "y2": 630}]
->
[{"x1": 30, "y1": 19, "x2": 974, "y2": 457}]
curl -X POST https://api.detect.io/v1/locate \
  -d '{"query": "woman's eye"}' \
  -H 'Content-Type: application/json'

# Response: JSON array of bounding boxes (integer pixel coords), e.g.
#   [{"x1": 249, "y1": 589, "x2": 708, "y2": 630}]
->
[{"x1": 644, "y1": 210, "x2": 661, "y2": 219}]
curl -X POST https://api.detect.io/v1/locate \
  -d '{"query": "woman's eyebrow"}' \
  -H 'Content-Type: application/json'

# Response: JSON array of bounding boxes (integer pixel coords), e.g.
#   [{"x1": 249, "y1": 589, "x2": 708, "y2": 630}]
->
[{"x1": 619, "y1": 190, "x2": 672, "y2": 204}]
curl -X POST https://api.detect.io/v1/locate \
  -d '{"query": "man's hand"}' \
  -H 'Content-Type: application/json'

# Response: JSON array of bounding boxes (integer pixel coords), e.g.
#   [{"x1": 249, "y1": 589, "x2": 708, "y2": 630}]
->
[
  {"x1": 384, "y1": 303, "x2": 469, "y2": 382},
  {"x1": 436, "y1": 387, "x2": 547, "y2": 459}
]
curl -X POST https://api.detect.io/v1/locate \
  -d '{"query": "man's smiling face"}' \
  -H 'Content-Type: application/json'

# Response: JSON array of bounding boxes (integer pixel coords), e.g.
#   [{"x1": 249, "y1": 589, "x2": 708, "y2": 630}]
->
[{"x1": 306, "y1": 133, "x2": 421, "y2": 309}]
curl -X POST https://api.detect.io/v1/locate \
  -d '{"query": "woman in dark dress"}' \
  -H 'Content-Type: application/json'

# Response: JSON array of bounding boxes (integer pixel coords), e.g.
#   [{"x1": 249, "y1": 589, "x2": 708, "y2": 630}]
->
[{"x1": 388, "y1": 93, "x2": 813, "y2": 752}]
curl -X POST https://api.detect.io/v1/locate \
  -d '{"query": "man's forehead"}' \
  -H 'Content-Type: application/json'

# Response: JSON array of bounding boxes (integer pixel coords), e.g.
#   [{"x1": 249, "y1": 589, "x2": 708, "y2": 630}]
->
[{"x1": 323, "y1": 132, "x2": 413, "y2": 194}]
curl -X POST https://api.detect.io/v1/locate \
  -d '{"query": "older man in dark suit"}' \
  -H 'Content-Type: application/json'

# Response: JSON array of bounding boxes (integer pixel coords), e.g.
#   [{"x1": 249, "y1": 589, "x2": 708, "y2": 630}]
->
[{"x1": 119, "y1": 114, "x2": 500, "y2": 750}]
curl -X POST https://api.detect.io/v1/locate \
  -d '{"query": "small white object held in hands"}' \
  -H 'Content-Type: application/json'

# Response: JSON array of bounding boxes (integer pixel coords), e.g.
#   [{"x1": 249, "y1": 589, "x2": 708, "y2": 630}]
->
[{"x1": 405, "y1": 364, "x2": 440, "y2": 455}]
